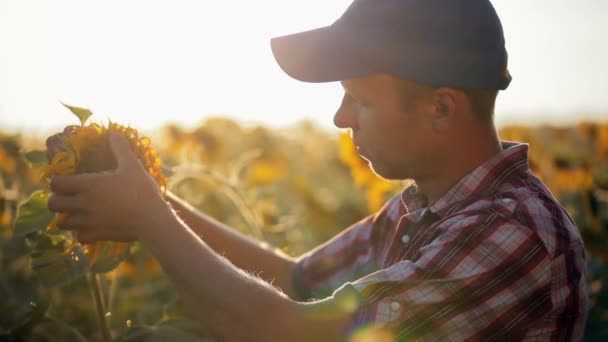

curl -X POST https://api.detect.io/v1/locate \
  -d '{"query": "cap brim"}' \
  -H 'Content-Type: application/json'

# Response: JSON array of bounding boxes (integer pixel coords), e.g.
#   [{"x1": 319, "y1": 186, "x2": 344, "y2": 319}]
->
[{"x1": 270, "y1": 25, "x2": 377, "y2": 83}]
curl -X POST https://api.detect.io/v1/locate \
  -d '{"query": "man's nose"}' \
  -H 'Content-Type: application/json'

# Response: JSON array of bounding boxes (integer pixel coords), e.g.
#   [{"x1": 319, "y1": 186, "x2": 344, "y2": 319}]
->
[{"x1": 333, "y1": 95, "x2": 358, "y2": 129}]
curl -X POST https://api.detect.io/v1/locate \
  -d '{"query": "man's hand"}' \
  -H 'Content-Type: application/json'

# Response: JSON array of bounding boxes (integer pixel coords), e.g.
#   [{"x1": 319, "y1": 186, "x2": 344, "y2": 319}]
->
[{"x1": 47, "y1": 132, "x2": 171, "y2": 244}]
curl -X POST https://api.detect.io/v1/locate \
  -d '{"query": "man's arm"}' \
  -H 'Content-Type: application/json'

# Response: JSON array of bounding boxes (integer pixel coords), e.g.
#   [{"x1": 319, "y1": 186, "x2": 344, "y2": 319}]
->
[
  {"x1": 45, "y1": 128, "x2": 299, "y2": 297},
  {"x1": 140, "y1": 203, "x2": 352, "y2": 341},
  {"x1": 47, "y1": 134, "x2": 354, "y2": 340},
  {"x1": 165, "y1": 192, "x2": 300, "y2": 299}
]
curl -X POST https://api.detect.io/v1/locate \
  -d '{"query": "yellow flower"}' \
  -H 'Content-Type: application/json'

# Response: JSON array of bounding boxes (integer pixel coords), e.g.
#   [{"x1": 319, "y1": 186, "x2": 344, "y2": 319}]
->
[
  {"x1": 248, "y1": 159, "x2": 287, "y2": 185},
  {"x1": 42, "y1": 122, "x2": 166, "y2": 266},
  {"x1": 41, "y1": 151, "x2": 77, "y2": 179}
]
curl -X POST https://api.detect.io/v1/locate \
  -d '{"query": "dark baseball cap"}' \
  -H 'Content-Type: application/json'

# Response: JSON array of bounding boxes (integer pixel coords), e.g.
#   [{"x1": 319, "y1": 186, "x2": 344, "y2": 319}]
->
[{"x1": 271, "y1": 0, "x2": 511, "y2": 90}]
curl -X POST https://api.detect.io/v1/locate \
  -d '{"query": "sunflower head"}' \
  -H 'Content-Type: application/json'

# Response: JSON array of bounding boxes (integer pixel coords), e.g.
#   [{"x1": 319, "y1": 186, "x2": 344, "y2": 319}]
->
[
  {"x1": 43, "y1": 122, "x2": 166, "y2": 190},
  {"x1": 42, "y1": 114, "x2": 166, "y2": 267}
]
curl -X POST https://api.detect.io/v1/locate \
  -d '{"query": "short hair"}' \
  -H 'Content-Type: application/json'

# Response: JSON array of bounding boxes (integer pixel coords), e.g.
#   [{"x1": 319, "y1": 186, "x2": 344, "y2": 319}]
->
[
  {"x1": 463, "y1": 88, "x2": 499, "y2": 123},
  {"x1": 394, "y1": 78, "x2": 499, "y2": 124}
]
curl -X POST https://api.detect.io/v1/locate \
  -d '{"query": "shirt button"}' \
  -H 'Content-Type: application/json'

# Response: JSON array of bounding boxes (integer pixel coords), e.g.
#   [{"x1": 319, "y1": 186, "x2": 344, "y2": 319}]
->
[
  {"x1": 401, "y1": 234, "x2": 410, "y2": 244},
  {"x1": 390, "y1": 301, "x2": 401, "y2": 312}
]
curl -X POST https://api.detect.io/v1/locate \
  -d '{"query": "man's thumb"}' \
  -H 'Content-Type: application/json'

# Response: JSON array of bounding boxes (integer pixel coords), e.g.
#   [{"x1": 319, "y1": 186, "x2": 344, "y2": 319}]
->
[{"x1": 109, "y1": 132, "x2": 137, "y2": 170}]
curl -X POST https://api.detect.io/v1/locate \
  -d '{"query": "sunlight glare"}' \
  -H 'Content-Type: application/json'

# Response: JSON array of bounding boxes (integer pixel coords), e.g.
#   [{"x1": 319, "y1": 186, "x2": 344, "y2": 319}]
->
[{"x1": 0, "y1": 0, "x2": 349, "y2": 132}]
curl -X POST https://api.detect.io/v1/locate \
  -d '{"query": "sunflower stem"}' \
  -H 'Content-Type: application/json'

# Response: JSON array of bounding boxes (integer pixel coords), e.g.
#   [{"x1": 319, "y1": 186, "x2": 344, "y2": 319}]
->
[
  {"x1": 107, "y1": 271, "x2": 118, "y2": 317},
  {"x1": 88, "y1": 273, "x2": 111, "y2": 342}
]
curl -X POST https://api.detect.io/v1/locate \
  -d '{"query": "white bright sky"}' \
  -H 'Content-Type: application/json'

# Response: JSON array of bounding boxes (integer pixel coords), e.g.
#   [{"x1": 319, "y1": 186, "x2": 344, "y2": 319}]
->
[{"x1": 0, "y1": 0, "x2": 606, "y2": 136}]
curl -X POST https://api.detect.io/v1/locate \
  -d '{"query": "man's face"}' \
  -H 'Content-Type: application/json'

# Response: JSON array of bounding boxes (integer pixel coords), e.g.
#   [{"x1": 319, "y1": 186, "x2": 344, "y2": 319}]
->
[{"x1": 334, "y1": 74, "x2": 443, "y2": 181}]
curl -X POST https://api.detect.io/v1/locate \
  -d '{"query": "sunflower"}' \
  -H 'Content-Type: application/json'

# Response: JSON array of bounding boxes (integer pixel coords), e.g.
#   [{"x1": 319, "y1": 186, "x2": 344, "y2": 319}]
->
[{"x1": 42, "y1": 120, "x2": 166, "y2": 266}]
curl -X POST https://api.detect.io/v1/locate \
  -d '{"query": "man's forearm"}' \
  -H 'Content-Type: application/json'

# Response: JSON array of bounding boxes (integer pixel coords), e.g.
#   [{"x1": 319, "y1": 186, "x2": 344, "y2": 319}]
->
[
  {"x1": 166, "y1": 192, "x2": 299, "y2": 298},
  {"x1": 138, "y1": 206, "x2": 347, "y2": 341}
]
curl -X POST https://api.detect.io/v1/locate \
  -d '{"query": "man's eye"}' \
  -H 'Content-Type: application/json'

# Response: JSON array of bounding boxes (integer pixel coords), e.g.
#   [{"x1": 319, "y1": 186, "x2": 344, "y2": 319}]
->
[{"x1": 346, "y1": 93, "x2": 370, "y2": 108}]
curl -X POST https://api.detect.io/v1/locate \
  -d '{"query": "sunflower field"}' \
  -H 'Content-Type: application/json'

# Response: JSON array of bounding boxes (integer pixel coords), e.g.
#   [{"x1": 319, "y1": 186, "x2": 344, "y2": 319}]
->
[{"x1": 0, "y1": 114, "x2": 607, "y2": 340}]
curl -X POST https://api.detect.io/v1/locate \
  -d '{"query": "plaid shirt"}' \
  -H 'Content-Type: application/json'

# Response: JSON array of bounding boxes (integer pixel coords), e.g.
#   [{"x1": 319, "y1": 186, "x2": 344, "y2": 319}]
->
[{"x1": 293, "y1": 142, "x2": 588, "y2": 341}]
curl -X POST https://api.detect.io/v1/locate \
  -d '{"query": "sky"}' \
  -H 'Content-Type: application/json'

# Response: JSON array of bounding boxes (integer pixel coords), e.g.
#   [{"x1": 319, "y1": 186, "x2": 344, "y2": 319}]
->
[{"x1": 0, "y1": 0, "x2": 606, "y2": 136}]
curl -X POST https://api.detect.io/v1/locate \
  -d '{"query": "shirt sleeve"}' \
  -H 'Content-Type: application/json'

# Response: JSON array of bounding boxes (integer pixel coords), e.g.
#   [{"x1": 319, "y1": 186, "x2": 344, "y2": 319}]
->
[
  {"x1": 334, "y1": 211, "x2": 552, "y2": 341},
  {"x1": 292, "y1": 195, "x2": 403, "y2": 300}
]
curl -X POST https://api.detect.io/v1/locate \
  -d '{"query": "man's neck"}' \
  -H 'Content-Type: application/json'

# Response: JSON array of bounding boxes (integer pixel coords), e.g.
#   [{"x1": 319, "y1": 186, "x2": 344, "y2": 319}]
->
[{"x1": 418, "y1": 131, "x2": 503, "y2": 205}]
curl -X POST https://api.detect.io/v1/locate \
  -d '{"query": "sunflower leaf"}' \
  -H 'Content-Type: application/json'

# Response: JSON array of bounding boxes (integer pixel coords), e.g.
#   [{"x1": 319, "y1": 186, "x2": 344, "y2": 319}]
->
[
  {"x1": 31, "y1": 245, "x2": 89, "y2": 288},
  {"x1": 24, "y1": 150, "x2": 48, "y2": 168},
  {"x1": 61, "y1": 102, "x2": 93, "y2": 126},
  {"x1": 13, "y1": 191, "x2": 55, "y2": 236}
]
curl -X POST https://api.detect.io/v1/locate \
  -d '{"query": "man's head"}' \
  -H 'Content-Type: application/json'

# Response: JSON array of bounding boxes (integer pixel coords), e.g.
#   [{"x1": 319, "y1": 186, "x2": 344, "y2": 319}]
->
[
  {"x1": 271, "y1": 0, "x2": 508, "y2": 181},
  {"x1": 334, "y1": 74, "x2": 499, "y2": 181}
]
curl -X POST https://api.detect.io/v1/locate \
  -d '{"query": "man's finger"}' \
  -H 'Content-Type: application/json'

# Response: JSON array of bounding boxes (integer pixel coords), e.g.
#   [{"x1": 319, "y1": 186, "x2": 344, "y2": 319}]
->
[
  {"x1": 71, "y1": 229, "x2": 83, "y2": 244},
  {"x1": 69, "y1": 226, "x2": 97, "y2": 245},
  {"x1": 60, "y1": 212, "x2": 90, "y2": 230},
  {"x1": 109, "y1": 132, "x2": 139, "y2": 172},
  {"x1": 50, "y1": 174, "x2": 93, "y2": 194},
  {"x1": 48, "y1": 193, "x2": 86, "y2": 213},
  {"x1": 75, "y1": 229, "x2": 97, "y2": 245}
]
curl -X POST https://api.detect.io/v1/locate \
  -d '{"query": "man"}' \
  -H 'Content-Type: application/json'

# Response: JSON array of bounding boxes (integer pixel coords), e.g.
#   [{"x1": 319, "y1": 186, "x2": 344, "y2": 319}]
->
[{"x1": 47, "y1": 0, "x2": 588, "y2": 340}]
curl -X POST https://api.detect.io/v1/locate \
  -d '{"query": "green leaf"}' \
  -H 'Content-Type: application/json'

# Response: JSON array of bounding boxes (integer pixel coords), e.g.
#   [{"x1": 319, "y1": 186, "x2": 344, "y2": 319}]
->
[
  {"x1": 24, "y1": 150, "x2": 48, "y2": 168},
  {"x1": 1, "y1": 235, "x2": 31, "y2": 262},
  {"x1": 30, "y1": 231, "x2": 72, "y2": 257},
  {"x1": 61, "y1": 102, "x2": 93, "y2": 126},
  {"x1": 31, "y1": 245, "x2": 89, "y2": 288},
  {"x1": 13, "y1": 191, "x2": 54, "y2": 237}
]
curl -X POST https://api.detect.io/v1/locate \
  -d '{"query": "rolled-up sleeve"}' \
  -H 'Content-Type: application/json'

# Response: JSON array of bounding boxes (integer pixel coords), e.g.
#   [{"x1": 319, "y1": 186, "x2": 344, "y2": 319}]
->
[
  {"x1": 335, "y1": 212, "x2": 552, "y2": 340},
  {"x1": 293, "y1": 196, "x2": 402, "y2": 300},
  {"x1": 293, "y1": 215, "x2": 378, "y2": 300}
]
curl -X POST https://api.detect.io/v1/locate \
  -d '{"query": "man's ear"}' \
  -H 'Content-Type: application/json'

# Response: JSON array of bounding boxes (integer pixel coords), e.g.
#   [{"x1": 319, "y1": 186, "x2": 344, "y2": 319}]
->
[{"x1": 430, "y1": 88, "x2": 458, "y2": 132}]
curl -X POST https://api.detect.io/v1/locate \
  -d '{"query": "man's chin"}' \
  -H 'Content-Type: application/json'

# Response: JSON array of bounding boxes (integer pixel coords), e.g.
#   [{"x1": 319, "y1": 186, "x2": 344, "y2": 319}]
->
[
  {"x1": 368, "y1": 163, "x2": 391, "y2": 180},
  {"x1": 369, "y1": 162, "x2": 413, "y2": 181}
]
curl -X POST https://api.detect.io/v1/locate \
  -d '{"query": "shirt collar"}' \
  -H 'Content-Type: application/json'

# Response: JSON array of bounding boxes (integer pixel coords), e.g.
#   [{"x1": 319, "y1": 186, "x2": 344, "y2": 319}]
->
[{"x1": 400, "y1": 141, "x2": 530, "y2": 220}]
